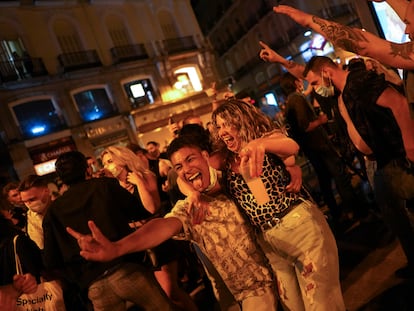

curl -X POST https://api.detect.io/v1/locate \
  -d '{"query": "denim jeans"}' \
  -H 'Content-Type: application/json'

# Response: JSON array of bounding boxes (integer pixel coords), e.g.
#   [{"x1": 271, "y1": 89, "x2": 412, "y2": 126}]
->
[
  {"x1": 88, "y1": 262, "x2": 174, "y2": 311},
  {"x1": 260, "y1": 200, "x2": 346, "y2": 311},
  {"x1": 374, "y1": 158, "x2": 414, "y2": 266},
  {"x1": 304, "y1": 143, "x2": 362, "y2": 219}
]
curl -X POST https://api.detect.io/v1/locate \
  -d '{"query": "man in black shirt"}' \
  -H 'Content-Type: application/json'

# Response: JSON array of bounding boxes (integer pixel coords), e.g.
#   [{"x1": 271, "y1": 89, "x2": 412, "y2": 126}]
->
[
  {"x1": 304, "y1": 55, "x2": 414, "y2": 278},
  {"x1": 42, "y1": 151, "x2": 174, "y2": 310},
  {"x1": 280, "y1": 72, "x2": 364, "y2": 229}
]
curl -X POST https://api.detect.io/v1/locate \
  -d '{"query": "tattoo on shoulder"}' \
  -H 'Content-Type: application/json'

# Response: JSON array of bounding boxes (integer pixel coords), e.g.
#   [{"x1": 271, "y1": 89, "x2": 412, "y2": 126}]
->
[
  {"x1": 312, "y1": 16, "x2": 368, "y2": 53},
  {"x1": 390, "y1": 42, "x2": 414, "y2": 60}
]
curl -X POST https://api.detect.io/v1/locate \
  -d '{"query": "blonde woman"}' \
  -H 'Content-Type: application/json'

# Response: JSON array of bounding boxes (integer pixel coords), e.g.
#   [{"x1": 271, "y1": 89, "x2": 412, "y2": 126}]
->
[{"x1": 101, "y1": 146, "x2": 197, "y2": 311}]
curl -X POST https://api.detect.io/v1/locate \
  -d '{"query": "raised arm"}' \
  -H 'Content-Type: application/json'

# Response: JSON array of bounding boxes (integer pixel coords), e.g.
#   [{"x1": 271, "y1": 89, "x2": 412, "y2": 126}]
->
[
  {"x1": 274, "y1": 5, "x2": 414, "y2": 70},
  {"x1": 67, "y1": 218, "x2": 182, "y2": 262},
  {"x1": 259, "y1": 41, "x2": 306, "y2": 79},
  {"x1": 239, "y1": 131, "x2": 299, "y2": 177},
  {"x1": 127, "y1": 171, "x2": 160, "y2": 214}
]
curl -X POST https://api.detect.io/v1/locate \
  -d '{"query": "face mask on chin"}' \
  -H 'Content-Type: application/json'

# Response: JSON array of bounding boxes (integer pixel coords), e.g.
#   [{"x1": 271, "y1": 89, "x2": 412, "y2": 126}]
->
[
  {"x1": 25, "y1": 190, "x2": 49, "y2": 214},
  {"x1": 203, "y1": 166, "x2": 218, "y2": 193},
  {"x1": 315, "y1": 72, "x2": 335, "y2": 97},
  {"x1": 106, "y1": 163, "x2": 124, "y2": 178}
]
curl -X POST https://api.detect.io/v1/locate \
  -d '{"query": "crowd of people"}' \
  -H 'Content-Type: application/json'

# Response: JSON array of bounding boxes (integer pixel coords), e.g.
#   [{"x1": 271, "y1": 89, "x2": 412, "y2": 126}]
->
[{"x1": 1, "y1": 1, "x2": 414, "y2": 310}]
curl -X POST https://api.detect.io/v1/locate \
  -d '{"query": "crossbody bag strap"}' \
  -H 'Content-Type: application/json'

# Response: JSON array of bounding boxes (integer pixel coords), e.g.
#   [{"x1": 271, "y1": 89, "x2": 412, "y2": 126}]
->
[{"x1": 13, "y1": 235, "x2": 23, "y2": 275}]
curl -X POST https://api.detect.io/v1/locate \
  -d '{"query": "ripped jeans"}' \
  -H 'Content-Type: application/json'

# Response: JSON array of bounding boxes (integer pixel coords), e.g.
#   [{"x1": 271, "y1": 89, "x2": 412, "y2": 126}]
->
[{"x1": 259, "y1": 200, "x2": 346, "y2": 311}]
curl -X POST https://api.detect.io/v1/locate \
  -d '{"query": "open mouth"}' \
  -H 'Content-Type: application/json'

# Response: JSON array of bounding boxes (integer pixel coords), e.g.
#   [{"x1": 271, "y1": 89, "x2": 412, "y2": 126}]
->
[
  {"x1": 222, "y1": 136, "x2": 237, "y2": 151},
  {"x1": 187, "y1": 172, "x2": 204, "y2": 191}
]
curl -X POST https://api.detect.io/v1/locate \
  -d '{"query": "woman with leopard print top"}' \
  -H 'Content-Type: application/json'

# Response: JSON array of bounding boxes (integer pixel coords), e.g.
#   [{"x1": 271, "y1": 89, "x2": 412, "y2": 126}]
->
[{"x1": 211, "y1": 99, "x2": 345, "y2": 311}]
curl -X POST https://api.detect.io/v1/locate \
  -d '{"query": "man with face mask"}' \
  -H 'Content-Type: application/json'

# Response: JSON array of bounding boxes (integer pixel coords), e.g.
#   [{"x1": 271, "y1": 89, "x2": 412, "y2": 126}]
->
[
  {"x1": 304, "y1": 55, "x2": 414, "y2": 278},
  {"x1": 279, "y1": 72, "x2": 367, "y2": 233},
  {"x1": 18, "y1": 175, "x2": 52, "y2": 249}
]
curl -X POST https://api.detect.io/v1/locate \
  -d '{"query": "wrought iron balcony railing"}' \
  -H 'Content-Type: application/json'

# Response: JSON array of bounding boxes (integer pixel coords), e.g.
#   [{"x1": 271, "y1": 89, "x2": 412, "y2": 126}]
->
[
  {"x1": 0, "y1": 57, "x2": 48, "y2": 83},
  {"x1": 110, "y1": 43, "x2": 149, "y2": 63},
  {"x1": 162, "y1": 36, "x2": 197, "y2": 55},
  {"x1": 58, "y1": 50, "x2": 102, "y2": 72}
]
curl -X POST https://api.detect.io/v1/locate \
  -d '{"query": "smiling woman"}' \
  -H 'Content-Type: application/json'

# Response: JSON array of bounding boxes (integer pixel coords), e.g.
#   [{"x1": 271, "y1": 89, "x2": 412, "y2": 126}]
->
[
  {"x1": 211, "y1": 99, "x2": 346, "y2": 311},
  {"x1": 99, "y1": 145, "x2": 197, "y2": 311}
]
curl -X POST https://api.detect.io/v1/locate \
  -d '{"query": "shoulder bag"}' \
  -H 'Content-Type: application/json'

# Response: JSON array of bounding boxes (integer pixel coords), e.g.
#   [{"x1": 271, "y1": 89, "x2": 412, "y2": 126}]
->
[{"x1": 13, "y1": 235, "x2": 66, "y2": 311}]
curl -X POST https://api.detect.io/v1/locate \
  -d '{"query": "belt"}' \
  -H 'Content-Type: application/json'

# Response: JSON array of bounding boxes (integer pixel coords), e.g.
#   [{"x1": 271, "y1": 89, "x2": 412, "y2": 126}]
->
[
  {"x1": 260, "y1": 199, "x2": 302, "y2": 231},
  {"x1": 94, "y1": 263, "x2": 123, "y2": 282}
]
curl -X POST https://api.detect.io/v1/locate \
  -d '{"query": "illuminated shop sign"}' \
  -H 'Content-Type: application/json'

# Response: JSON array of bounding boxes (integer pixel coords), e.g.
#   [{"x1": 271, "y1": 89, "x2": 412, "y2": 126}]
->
[
  {"x1": 34, "y1": 159, "x2": 57, "y2": 176},
  {"x1": 29, "y1": 136, "x2": 77, "y2": 175}
]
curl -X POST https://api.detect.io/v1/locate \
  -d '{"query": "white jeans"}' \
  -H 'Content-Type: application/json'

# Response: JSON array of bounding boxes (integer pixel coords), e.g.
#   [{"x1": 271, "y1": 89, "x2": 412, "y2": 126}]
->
[{"x1": 260, "y1": 200, "x2": 346, "y2": 311}]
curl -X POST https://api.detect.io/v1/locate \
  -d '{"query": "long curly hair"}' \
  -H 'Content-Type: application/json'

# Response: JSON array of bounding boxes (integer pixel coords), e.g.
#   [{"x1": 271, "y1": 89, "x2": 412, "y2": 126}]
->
[
  {"x1": 101, "y1": 145, "x2": 148, "y2": 175},
  {"x1": 211, "y1": 99, "x2": 281, "y2": 162},
  {"x1": 212, "y1": 99, "x2": 276, "y2": 143}
]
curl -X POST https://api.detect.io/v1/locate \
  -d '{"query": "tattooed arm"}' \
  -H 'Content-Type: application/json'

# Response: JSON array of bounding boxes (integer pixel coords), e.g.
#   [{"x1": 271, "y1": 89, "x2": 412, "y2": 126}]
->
[
  {"x1": 259, "y1": 41, "x2": 306, "y2": 79},
  {"x1": 274, "y1": 5, "x2": 414, "y2": 70}
]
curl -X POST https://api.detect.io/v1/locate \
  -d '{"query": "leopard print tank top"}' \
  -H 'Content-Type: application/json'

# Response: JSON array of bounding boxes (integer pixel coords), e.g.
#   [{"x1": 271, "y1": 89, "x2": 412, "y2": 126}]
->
[{"x1": 226, "y1": 153, "x2": 307, "y2": 229}]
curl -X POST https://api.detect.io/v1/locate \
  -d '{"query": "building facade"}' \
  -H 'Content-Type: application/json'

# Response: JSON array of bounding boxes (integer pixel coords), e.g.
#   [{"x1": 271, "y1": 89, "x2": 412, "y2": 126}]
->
[
  {"x1": 0, "y1": 0, "x2": 216, "y2": 182},
  {"x1": 0, "y1": 0, "x2": 394, "y2": 184},
  {"x1": 192, "y1": 0, "x2": 378, "y2": 105}
]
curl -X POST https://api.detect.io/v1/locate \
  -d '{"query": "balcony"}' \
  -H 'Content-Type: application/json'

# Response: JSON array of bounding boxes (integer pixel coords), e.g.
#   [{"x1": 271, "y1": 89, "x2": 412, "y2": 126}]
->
[
  {"x1": 162, "y1": 36, "x2": 197, "y2": 55},
  {"x1": 58, "y1": 50, "x2": 102, "y2": 72},
  {"x1": 0, "y1": 58, "x2": 48, "y2": 83},
  {"x1": 110, "y1": 43, "x2": 149, "y2": 64},
  {"x1": 232, "y1": 56, "x2": 262, "y2": 81}
]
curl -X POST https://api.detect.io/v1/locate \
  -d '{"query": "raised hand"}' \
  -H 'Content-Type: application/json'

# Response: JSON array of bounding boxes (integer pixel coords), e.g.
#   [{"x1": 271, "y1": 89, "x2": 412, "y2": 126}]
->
[
  {"x1": 239, "y1": 139, "x2": 265, "y2": 178},
  {"x1": 259, "y1": 41, "x2": 285, "y2": 63},
  {"x1": 126, "y1": 171, "x2": 146, "y2": 188},
  {"x1": 67, "y1": 221, "x2": 118, "y2": 262},
  {"x1": 185, "y1": 191, "x2": 210, "y2": 225},
  {"x1": 273, "y1": 5, "x2": 313, "y2": 27}
]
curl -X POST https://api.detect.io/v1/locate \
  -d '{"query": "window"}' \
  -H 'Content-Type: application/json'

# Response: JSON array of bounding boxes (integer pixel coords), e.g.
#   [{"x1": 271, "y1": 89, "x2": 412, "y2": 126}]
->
[
  {"x1": 10, "y1": 98, "x2": 66, "y2": 139},
  {"x1": 370, "y1": 2, "x2": 409, "y2": 44},
  {"x1": 124, "y1": 78, "x2": 155, "y2": 108},
  {"x1": 73, "y1": 87, "x2": 117, "y2": 122},
  {"x1": 174, "y1": 67, "x2": 202, "y2": 92}
]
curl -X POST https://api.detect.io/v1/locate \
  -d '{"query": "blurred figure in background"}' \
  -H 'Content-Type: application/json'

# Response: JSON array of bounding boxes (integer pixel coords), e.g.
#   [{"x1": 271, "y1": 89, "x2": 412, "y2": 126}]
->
[{"x1": 2, "y1": 182, "x2": 27, "y2": 229}]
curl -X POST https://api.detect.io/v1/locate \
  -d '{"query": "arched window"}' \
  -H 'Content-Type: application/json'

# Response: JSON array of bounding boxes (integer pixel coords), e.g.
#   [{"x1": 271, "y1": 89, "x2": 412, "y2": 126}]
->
[
  {"x1": 158, "y1": 10, "x2": 179, "y2": 38},
  {"x1": 71, "y1": 85, "x2": 117, "y2": 122},
  {"x1": 105, "y1": 15, "x2": 131, "y2": 46},
  {"x1": 53, "y1": 19, "x2": 82, "y2": 53},
  {"x1": 9, "y1": 96, "x2": 67, "y2": 139}
]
